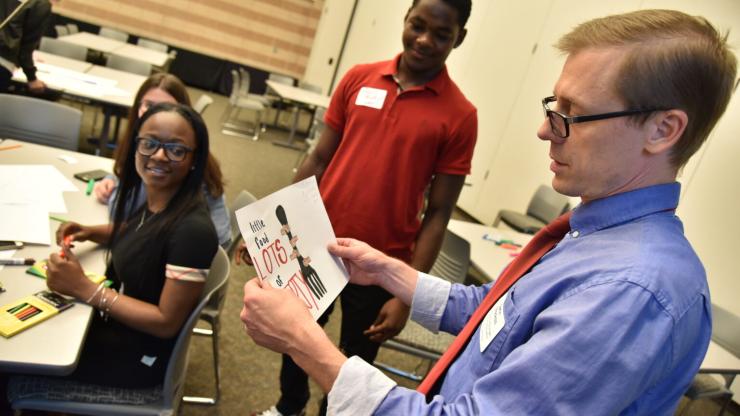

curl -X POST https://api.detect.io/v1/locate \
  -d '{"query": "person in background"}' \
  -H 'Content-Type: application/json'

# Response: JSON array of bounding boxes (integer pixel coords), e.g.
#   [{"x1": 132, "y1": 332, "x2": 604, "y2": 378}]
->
[
  {"x1": 7, "y1": 103, "x2": 218, "y2": 405},
  {"x1": 241, "y1": 8, "x2": 737, "y2": 415},
  {"x1": 0, "y1": 0, "x2": 54, "y2": 94},
  {"x1": 241, "y1": 0, "x2": 476, "y2": 415},
  {"x1": 93, "y1": 73, "x2": 232, "y2": 248}
]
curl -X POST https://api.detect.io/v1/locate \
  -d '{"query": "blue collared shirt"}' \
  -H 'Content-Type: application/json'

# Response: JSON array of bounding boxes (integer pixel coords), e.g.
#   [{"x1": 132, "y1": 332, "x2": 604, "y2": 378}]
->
[{"x1": 328, "y1": 183, "x2": 711, "y2": 415}]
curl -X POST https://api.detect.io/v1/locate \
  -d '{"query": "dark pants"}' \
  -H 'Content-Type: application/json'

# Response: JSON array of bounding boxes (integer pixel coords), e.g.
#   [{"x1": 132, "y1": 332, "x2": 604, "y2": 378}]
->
[
  {"x1": 276, "y1": 284, "x2": 393, "y2": 415},
  {"x1": 0, "y1": 67, "x2": 12, "y2": 93}
]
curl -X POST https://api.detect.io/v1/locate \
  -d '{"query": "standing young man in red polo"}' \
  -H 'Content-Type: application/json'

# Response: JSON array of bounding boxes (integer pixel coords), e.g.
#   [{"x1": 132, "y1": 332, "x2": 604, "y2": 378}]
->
[{"x1": 253, "y1": 0, "x2": 476, "y2": 415}]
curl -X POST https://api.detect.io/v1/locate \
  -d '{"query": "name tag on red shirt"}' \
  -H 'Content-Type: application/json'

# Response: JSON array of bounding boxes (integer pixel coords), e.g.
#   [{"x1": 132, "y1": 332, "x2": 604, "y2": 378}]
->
[{"x1": 355, "y1": 87, "x2": 387, "y2": 109}]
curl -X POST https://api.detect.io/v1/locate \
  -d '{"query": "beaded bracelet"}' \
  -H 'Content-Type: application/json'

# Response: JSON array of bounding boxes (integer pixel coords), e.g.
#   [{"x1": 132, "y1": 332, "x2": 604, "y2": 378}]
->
[
  {"x1": 105, "y1": 291, "x2": 120, "y2": 315},
  {"x1": 85, "y1": 282, "x2": 105, "y2": 304}
]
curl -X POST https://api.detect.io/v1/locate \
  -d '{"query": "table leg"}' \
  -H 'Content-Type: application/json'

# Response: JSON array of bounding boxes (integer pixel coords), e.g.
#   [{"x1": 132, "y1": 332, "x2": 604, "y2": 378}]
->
[{"x1": 272, "y1": 106, "x2": 306, "y2": 150}]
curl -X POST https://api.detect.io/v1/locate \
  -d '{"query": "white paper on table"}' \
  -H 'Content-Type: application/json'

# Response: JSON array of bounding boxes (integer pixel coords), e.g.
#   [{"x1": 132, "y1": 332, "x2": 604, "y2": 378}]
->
[
  {"x1": 235, "y1": 176, "x2": 349, "y2": 320},
  {"x1": 0, "y1": 165, "x2": 76, "y2": 212},
  {"x1": 0, "y1": 204, "x2": 50, "y2": 245}
]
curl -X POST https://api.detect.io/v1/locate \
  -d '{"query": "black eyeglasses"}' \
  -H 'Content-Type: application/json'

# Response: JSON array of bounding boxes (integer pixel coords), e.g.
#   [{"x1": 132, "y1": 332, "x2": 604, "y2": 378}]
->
[
  {"x1": 542, "y1": 96, "x2": 662, "y2": 139},
  {"x1": 135, "y1": 137, "x2": 193, "y2": 162}
]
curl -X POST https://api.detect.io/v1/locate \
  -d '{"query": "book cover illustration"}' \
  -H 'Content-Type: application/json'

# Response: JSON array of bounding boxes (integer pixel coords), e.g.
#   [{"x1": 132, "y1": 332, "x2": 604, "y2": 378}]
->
[
  {"x1": 235, "y1": 176, "x2": 348, "y2": 320},
  {"x1": 0, "y1": 290, "x2": 75, "y2": 338}
]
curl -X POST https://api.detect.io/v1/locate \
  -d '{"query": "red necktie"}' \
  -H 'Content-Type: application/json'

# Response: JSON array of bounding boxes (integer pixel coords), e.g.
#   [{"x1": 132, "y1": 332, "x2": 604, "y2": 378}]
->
[{"x1": 417, "y1": 212, "x2": 572, "y2": 397}]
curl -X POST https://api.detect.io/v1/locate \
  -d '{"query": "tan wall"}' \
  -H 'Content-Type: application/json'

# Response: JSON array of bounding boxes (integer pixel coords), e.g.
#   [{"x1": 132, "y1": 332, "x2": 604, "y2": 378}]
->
[{"x1": 54, "y1": 0, "x2": 324, "y2": 78}]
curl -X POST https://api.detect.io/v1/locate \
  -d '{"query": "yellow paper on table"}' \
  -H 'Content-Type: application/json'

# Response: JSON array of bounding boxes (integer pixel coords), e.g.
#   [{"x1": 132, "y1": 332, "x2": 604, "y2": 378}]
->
[{"x1": 26, "y1": 260, "x2": 107, "y2": 284}]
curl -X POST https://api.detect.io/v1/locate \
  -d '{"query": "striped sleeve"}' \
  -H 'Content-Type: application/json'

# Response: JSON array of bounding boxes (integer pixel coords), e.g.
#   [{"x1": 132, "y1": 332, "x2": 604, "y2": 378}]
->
[{"x1": 165, "y1": 264, "x2": 209, "y2": 282}]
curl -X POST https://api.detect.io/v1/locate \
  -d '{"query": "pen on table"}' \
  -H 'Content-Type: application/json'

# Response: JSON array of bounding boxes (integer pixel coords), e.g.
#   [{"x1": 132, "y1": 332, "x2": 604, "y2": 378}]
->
[
  {"x1": 0, "y1": 258, "x2": 35, "y2": 266},
  {"x1": 85, "y1": 178, "x2": 95, "y2": 196},
  {"x1": 0, "y1": 144, "x2": 22, "y2": 151},
  {"x1": 49, "y1": 215, "x2": 67, "y2": 222}
]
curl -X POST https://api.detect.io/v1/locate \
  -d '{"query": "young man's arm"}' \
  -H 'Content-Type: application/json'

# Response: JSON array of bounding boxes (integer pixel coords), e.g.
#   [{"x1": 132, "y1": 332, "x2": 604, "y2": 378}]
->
[
  {"x1": 293, "y1": 126, "x2": 341, "y2": 184},
  {"x1": 365, "y1": 173, "x2": 466, "y2": 343}
]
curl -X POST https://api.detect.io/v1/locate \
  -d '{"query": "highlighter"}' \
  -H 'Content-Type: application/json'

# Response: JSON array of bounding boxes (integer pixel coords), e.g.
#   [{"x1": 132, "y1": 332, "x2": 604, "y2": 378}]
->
[{"x1": 85, "y1": 179, "x2": 94, "y2": 196}]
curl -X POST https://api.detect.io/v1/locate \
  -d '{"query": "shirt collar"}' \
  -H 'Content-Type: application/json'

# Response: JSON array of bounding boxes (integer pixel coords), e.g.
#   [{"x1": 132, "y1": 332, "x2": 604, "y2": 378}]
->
[
  {"x1": 380, "y1": 53, "x2": 450, "y2": 95},
  {"x1": 569, "y1": 182, "x2": 681, "y2": 237}
]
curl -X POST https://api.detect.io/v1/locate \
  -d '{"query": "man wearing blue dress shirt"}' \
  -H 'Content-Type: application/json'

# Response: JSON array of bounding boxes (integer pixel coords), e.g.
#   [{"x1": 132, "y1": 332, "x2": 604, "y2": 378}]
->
[{"x1": 240, "y1": 9, "x2": 737, "y2": 415}]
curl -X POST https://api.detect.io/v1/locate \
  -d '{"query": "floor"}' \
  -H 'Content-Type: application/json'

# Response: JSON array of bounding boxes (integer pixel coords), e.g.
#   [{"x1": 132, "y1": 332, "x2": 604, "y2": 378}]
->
[{"x1": 65, "y1": 88, "x2": 738, "y2": 416}]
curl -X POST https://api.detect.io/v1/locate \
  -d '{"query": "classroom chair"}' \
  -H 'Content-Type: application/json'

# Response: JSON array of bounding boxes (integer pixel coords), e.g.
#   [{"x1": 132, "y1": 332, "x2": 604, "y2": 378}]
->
[
  {"x1": 373, "y1": 230, "x2": 470, "y2": 381},
  {"x1": 186, "y1": 191, "x2": 257, "y2": 405},
  {"x1": 98, "y1": 26, "x2": 128, "y2": 42},
  {"x1": 221, "y1": 69, "x2": 266, "y2": 141},
  {"x1": 106, "y1": 54, "x2": 152, "y2": 76},
  {"x1": 40, "y1": 36, "x2": 88, "y2": 61},
  {"x1": 137, "y1": 38, "x2": 168, "y2": 53},
  {"x1": 12, "y1": 246, "x2": 231, "y2": 415},
  {"x1": 293, "y1": 107, "x2": 325, "y2": 172},
  {"x1": 493, "y1": 185, "x2": 570, "y2": 234},
  {"x1": 0, "y1": 93, "x2": 82, "y2": 151},
  {"x1": 54, "y1": 25, "x2": 69, "y2": 37},
  {"x1": 193, "y1": 94, "x2": 214, "y2": 116},
  {"x1": 681, "y1": 304, "x2": 740, "y2": 415}
]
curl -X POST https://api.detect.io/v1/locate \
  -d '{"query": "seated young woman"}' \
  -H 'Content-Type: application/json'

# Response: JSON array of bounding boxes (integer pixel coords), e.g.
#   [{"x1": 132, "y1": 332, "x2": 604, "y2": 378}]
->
[
  {"x1": 7, "y1": 103, "x2": 218, "y2": 404},
  {"x1": 92, "y1": 73, "x2": 231, "y2": 248}
]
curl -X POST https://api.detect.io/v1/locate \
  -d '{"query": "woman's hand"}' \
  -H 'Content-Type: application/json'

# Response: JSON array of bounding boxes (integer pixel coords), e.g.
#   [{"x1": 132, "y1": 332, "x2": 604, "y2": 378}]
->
[
  {"x1": 93, "y1": 178, "x2": 116, "y2": 204},
  {"x1": 46, "y1": 250, "x2": 94, "y2": 300},
  {"x1": 56, "y1": 221, "x2": 92, "y2": 246}
]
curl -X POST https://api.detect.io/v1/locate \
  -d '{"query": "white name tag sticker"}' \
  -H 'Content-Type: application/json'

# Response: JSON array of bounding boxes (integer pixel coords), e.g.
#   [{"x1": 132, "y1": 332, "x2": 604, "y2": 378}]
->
[
  {"x1": 355, "y1": 87, "x2": 387, "y2": 109},
  {"x1": 141, "y1": 355, "x2": 157, "y2": 367},
  {"x1": 480, "y1": 292, "x2": 508, "y2": 353}
]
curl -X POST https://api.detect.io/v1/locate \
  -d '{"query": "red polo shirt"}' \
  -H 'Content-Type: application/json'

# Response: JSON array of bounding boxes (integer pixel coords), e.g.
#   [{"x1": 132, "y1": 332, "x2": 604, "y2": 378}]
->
[{"x1": 321, "y1": 55, "x2": 477, "y2": 262}]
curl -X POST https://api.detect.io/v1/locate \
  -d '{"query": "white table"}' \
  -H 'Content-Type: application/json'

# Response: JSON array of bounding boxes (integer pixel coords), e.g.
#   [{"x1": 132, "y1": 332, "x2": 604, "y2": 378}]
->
[
  {"x1": 60, "y1": 32, "x2": 168, "y2": 67},
  {"x1": 0, "y1": 140, "x2": 112, "y2": 375},
  {"x1": 59, "y1": 32, "x2": 125, "y2": 54},
  {"x1": 266, "y1": 80, "x2": 331, "y2": 150},
  {"x1": 447, "y1": 219, "x2": 533, "y2": 281},
  {"x1": 12, "y1": 53, "x2": 145, "y2": 155},
  {"x1": 114, "y1": 43, "x2": 168, "y2": 67}
]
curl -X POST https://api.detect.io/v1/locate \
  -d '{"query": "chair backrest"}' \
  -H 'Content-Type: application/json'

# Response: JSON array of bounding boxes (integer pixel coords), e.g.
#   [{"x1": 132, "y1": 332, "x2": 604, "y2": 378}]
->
[
  {"x1": 429, "y1": 229, "x2": 470, "y2": 284},
  {"x1": 300, "y1": 82, "x2": 322, "y2": 94},
  {"x1": 106, "y1": 54, "x2": 152, "y2": 76},
  {"x1": 228, "y1": 69, "x2": 241, "y2": 104},
  {"x1": 527, "y1": 185, "x2": 570, "y2": 224},
  {"x1": 238, "y1": 67, "x2": 253, "y2": 96},
  {"x1": 268, "y1": 72, "x2": 294, "y2": 86},
  {"x1": 712, "y1": 304, "x2": 740, "y2": 358},
  {"x1": 98, "y1": 26, "x2": 128, "y2": 42},
  {"x1": 0, "y1": 93, "x2": 82, "y2": 150},
  {"x1": 228, "y1": 190, "x2": 258, "y2": 256},
  {"x1": 162, "y1": 246, "x2": 230, "y2": 412},
  {"x1": 66, "y1": 23, "x2": 79, "y2": 34},
  {"x1": 54, "y1": 25, "x2": 69, "y2": 37},
  {"x1": 192, "y1": 94, "x2": 214, "y2": 115},
  {"x1": 137, "y1": 38, "x2": 168, "y2": 53},
  {"x1": 40, "y1": 36, "x2": 87, "y2": 61}
]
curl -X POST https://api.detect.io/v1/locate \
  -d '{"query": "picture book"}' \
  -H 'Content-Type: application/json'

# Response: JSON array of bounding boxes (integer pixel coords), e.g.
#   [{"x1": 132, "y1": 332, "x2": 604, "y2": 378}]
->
[
  {"x1": 235, "y1": 176, "x2": 349, "y2": 320},
  {"x1": 0, "y1": 290, "x2": 75, "y2": 338}
]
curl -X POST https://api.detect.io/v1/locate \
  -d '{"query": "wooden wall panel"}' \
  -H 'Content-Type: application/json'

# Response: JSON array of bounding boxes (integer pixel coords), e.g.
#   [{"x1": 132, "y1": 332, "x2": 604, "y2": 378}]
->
[{"x1": 54, "y1": 0, "x2": 323, "y2": 78}]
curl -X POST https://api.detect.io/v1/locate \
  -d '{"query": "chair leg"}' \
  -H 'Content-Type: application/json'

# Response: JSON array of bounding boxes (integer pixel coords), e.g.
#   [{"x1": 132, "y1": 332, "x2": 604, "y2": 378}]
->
[{"x1": 183, "y1": 320, "x2": 219, "y2": 405}]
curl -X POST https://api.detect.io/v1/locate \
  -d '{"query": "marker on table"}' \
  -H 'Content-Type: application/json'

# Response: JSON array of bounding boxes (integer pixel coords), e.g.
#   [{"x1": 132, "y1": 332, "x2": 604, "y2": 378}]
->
[
  {"x1": 49, "y1": 215, "x2": 67, "y2": 222},
  {"x1": 0, "y1": 258, "x2": 35, "y2": 266},
  {"x1": 85, "y1": 178, "x2": 94, "y2": 196}
]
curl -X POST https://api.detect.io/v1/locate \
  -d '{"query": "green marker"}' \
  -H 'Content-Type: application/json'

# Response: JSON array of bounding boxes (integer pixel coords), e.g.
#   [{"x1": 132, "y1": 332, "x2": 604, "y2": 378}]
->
[
  {"x1": 49, "y1": 215, "x2": 67, "y2": 222},
  {"x1": 85, "y1": 178, "x2": 94, "y2": 196}
]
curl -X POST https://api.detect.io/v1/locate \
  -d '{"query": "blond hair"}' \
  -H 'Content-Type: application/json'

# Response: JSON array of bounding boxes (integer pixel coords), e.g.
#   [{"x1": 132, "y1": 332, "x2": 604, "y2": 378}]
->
[{"x1": 557, "y1": 9, "x2": 737, "y2": 168}]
